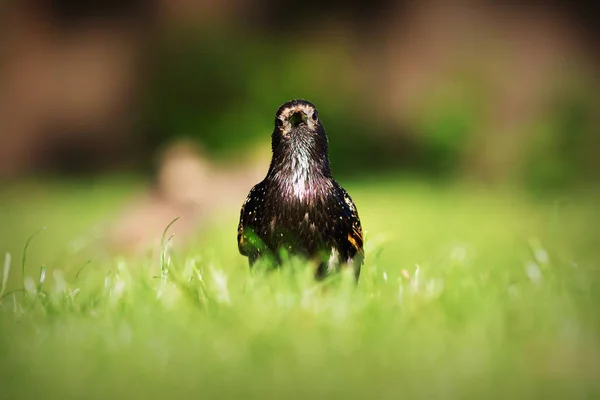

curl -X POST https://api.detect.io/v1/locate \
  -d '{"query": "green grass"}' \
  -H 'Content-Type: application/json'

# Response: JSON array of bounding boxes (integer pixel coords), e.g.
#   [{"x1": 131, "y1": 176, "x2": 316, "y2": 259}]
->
[{"x1": 1, "y1": 178, "x2": 599, "y2": 399}]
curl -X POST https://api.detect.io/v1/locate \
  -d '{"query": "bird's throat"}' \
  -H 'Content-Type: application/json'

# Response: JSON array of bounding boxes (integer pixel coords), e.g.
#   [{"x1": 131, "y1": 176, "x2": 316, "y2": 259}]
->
[{"x1": 268, "y1": 147, "x2": 331, "y2": 201}]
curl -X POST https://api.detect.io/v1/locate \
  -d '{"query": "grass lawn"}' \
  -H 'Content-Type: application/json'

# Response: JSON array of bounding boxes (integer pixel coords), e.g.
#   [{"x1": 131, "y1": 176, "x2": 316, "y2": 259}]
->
[{"x1": 0, "y1": 177, "x2": 599, "y2": 399}]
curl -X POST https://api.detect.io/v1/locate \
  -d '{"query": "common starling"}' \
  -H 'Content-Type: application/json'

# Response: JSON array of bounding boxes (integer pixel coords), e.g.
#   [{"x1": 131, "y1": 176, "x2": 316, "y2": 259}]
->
[{"x1": 237, "y1": 99, "x2": 364, "y2": 280}]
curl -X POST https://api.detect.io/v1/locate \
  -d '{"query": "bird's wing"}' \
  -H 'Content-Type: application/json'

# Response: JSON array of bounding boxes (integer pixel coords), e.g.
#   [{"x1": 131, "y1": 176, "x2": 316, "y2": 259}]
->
[
  {"x1": 237, "y1": 181, "x2": 264, "y2": 256},
  {"x1": 334, "y1": 183, "x2": 364, "y2": 259}
]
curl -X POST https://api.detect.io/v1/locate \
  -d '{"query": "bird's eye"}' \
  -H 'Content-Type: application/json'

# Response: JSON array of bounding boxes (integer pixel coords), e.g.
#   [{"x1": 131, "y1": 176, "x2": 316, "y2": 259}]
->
[
  {"x1": 276, "y1": 118, "x2": 283, "y2": 127},
  {"x1": 312, "y1": 111, "x2": 318, "y2": 121}
]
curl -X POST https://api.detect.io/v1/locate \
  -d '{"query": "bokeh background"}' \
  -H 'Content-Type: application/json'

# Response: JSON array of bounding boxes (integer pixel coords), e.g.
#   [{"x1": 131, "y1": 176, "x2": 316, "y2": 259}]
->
[
  {"x1": 3, "y1": 3, "x2": 600, "y2": 396},
  {"x1": 1, "y1": 0, "x2": 599, "y2": 264}
]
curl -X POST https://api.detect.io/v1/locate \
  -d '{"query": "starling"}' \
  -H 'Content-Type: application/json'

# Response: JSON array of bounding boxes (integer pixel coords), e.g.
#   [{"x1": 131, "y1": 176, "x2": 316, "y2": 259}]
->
[{"x1": 237, "y1": 99, "x2": 364, "y2": 280}]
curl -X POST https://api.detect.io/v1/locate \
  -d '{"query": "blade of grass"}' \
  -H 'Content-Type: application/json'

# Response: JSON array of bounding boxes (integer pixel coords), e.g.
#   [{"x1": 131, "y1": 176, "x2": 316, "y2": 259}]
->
[
  {"x1": 75, "y1": 260, "x2": 92, "y2": 282},
  {"x1": 21, "y1": 227, "x2": 46, "y2": 288},
  {"x1": 161, "y1": 217, "x2": 181, "y2": 280},
  {"x1": 28, "y1": 265, "x2": 47, "y2": 311},
  {"x1": 0, "y1": 289, "x2": 25, "y2": 302},
  {"x1": 0, "y1": 253, "x2": 10, "y2": 298}
]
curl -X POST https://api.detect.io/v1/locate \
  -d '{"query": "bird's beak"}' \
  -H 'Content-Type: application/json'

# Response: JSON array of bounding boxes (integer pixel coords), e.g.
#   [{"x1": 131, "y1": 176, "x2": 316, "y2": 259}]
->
[{"x1": 289, "y1": 111, "x2": 308, "y2": 127}]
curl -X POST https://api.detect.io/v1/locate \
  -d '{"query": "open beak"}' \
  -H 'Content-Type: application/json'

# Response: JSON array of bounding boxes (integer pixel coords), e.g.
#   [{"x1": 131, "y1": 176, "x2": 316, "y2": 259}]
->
[{"x1": 289, "y1": 111, "x2": 308, "y2": 127}]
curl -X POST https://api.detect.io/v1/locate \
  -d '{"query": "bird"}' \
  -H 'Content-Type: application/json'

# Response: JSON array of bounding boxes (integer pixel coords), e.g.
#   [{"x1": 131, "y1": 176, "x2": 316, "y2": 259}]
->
[{"x1": 237, "y1": 99, "x2": 364, "y2": 280}]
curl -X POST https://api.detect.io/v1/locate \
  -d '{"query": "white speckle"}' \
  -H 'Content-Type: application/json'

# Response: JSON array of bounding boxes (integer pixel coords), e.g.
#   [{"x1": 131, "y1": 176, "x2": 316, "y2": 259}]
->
[
  {"x1": 344, "y1": 196, "x2": 355, "y2": 210},
  {"x1": 450, "y1": 245, "x2": 467, "y2": 263},
  {"x1": 24, "y1": 276, "x2": 36, "y2": 295},
  {"x1": 382, "y1": 271, "x2": 388, "y2": 281},
  {"x1": 211, "y1": 269, "x2": 231, "y2": 304},
  {"x1": 39, "y1": 267, "x2": 46, "y2": 285},
  {"x1": 534, "y1": 248, "x2": 549, "y2": 265},
  {"x1": 425, "y1": 279, "x2": 443, "y2": 298},
  {"x1": 525, "y1": 262, "x2": 542, "y2": 285},
  {"x1": 53, "y1": 269, "x2": 66, "y2": 294},
  {"x1": 327, "y1": 247, "x2": 339, "y2": 272},
  {"x1": 398, "y1": 283, "x2": 404, "y2": 304},
  {"x1": 412, "y1": 264, "x2": 420, "y2": 292},
  {"x1": 114, "y1": 279, "x2": 126, "y2": 297}
]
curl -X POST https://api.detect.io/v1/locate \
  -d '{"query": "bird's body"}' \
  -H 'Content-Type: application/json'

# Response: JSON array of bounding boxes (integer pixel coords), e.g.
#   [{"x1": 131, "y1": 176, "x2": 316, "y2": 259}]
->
[{"x1": 237, "y1": 99, "x2": 363, "y2": 279}]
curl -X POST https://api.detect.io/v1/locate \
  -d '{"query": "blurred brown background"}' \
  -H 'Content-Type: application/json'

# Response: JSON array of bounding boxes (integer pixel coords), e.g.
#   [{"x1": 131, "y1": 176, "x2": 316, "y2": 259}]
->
[{"x1": 1, "y1": 0, "x2": 599, "y2": 186}]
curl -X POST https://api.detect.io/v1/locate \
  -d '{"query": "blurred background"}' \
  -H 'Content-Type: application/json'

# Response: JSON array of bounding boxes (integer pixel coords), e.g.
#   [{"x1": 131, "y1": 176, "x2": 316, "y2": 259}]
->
[{"x1": 0, "y1": 0, "x2": 599, "y2": 261}]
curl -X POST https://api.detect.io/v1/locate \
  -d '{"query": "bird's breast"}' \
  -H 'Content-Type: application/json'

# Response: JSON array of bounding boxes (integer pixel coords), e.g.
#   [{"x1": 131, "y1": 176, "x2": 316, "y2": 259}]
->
[{"x1": 265, "y1": 183, "x2": 333, "y2": 238}]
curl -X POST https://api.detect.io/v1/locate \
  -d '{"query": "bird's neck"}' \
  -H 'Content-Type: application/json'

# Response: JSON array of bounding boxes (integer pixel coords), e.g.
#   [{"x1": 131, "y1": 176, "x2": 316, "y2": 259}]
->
[{"x1": 267, "y1": 147, "x2": 332, "y2": 200}]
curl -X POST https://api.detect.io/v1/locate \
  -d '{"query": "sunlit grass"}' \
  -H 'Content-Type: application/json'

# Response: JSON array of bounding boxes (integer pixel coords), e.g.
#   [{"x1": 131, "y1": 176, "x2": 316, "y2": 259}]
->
[{"x1": 0, "y1": 178, "x2": 599, "y2": 399}]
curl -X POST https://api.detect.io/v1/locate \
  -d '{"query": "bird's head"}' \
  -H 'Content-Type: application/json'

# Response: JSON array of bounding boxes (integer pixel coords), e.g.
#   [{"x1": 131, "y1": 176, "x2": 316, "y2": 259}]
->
[
  {"x1": 268, "y1": 99, "x2": 332, "y2": 183},
  {"x1": 275, "y1": 99, "x2": 321, "y2": 135},
  {"x1": 271, "y1": 99, "x2": 328, "y2": 155}
]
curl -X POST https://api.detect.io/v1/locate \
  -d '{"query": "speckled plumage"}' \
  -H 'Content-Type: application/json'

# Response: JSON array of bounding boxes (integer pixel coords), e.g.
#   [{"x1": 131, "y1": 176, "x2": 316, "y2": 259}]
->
[{"x1": 237, "y1": 99, "x2": 364, "y2": 279}]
